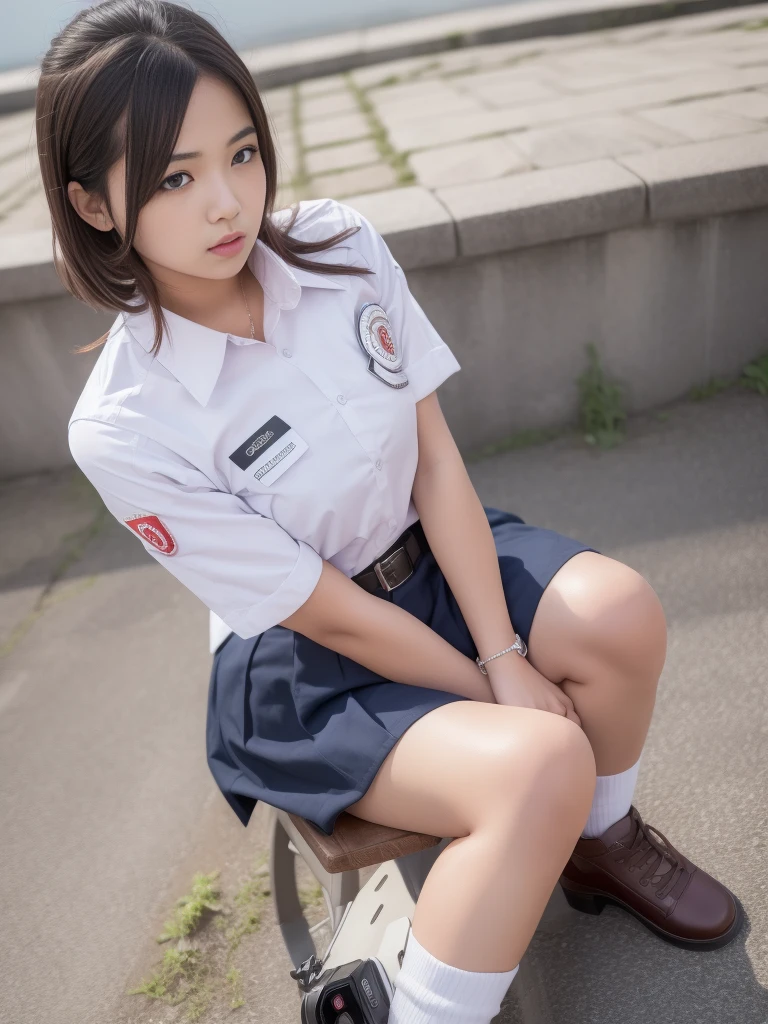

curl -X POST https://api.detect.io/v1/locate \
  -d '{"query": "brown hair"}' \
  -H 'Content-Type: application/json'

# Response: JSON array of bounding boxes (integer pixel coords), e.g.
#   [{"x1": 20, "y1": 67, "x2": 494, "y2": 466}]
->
[{"x1": 35, "y1": 0, "x2": 373, "y2": 356}]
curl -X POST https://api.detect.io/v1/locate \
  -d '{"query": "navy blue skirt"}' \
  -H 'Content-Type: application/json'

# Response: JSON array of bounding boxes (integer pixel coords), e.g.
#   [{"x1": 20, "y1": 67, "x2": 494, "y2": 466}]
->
[{"x1": 206, "y1": 506, "x2": 598, "y2": 835}]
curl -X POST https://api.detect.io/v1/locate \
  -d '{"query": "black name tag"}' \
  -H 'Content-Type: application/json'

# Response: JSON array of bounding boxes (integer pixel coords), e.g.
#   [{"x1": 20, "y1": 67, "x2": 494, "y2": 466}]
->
[{"x1": 229, "y1": 415, "x2": 291, "y2": 470}]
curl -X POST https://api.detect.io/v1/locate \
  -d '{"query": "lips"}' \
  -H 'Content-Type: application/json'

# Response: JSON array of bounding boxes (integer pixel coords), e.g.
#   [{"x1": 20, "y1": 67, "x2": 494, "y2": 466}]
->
[{"x1": 210, "y1": 231, "x2": 245, "y2": 249}]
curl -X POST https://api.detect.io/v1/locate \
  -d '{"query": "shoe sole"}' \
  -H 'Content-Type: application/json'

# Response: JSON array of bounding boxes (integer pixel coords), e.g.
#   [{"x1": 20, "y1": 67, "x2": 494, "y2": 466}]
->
[{"x1": 560, "y1": 880, "x2": 745, "y2": 951}]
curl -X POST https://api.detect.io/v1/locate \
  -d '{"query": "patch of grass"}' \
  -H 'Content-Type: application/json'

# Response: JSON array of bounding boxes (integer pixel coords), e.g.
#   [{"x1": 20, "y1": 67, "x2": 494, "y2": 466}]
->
[
  {"x1": 222, "y1": 856, "x2": 271, "y2": 954},
  {"x1": 157, "y1": 871, "x2": 222, "y2": 943},
  {"x1": 744, "y1": 17, "x2": 768, "y2": 30},
  {"x1": 128, "y1": 948, "x2": 209, "y2": 1012},
  {"x1": 376, "y1": 74, "x2": 403, "y2": 88},
  {"x1": 226, "y1": 966, "x2": 245, "y2": 1010},
  {"x1": 366, "y1": 58, "x2": 442, "y2": 91},
  {"x1": 577, "y1": 342, "x2": 627, "y2": 449},
  {"x1": 689, "y1": 376, "x2": 735, "y2": 401},
  {"x1": 445, "y1": 31, "x2": 466, "y2": 49},
  {"x1": 345, "y1": 73, "x2": 417, "y2": 187},
  {"x1": 741, "y1": 352, "x2": 768, "y2": 394},
  {"x1": 129, "y1": 857, "x2": 271, "y2": 1019}
]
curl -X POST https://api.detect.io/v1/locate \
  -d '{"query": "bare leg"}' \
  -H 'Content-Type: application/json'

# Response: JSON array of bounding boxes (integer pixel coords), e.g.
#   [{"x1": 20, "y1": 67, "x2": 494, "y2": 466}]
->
[
  {"x1": 346, "y1": 700, "x2": 596, "y2": 972},
  {"x1": 526, "y1": 551, "x2": 667, "y2": 774}
]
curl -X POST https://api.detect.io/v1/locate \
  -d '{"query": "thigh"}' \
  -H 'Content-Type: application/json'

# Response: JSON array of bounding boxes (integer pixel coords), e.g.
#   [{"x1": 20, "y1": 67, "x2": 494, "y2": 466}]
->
[
  {"x1": 487, "y1": 510, "x2": 599, "y2": 648},
  {"x1": 345, "y1": 699, "x2": 592, "y2": 839},
  {"x1": 526, "y1": 549, "x2": 666, "y2": 684}
]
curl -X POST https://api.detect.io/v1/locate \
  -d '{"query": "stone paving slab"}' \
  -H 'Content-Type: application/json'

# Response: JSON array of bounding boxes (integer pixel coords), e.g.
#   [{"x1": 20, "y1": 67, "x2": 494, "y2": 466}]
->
[
  {"x1": 436, "y1": 157, "x2": 646, "y2": 255},
  {"x1": 2, "y1": 4, "x2": 768, "y2": 229},
  {"x1": 3, "y1": 0, "x2": 760, "y2": 112},
  {"x1": 618, "y1": 130, "x2": 768, "y2": 220}
]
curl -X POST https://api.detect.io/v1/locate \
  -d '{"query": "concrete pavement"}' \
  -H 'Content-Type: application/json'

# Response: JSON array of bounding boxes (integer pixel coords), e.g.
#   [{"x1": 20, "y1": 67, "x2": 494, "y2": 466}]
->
[
  {"x1": 1, "y1": 387, "x2": 766, "y2": 1023},
  {"x1": 3, "y1": 4, "x2": 768, "y2": 233}
]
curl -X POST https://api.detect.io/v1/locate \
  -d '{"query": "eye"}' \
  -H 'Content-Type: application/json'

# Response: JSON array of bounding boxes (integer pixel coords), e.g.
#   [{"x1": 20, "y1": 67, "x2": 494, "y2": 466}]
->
[
  {"x1": 159, "y1": 146, "x2": 260, "y2": 192},
  {"x1": 233, "y1": 144, "x2": 259, "y2": 165},
  {"x1": 160, "y1": 171, "x2": 191, "y2": 192}
]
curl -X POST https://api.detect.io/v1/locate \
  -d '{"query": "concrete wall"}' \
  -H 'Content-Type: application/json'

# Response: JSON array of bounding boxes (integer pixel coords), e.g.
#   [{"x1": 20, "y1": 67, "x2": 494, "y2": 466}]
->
[
  {"x1": 420, "y1": 207, "x2": 768, "y2": 453},
  {"x1": 1, "y1": 296, "x2": 107, "y2": 478},
  {"x1": 1, "y1": 204, "x2": 767, "y2": 478}
]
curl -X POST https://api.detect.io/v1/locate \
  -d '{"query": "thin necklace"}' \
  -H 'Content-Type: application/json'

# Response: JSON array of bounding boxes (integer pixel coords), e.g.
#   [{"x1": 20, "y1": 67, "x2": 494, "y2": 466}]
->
[{"x1": 238, "y1": 272, "x2": 256, "y2": 340}]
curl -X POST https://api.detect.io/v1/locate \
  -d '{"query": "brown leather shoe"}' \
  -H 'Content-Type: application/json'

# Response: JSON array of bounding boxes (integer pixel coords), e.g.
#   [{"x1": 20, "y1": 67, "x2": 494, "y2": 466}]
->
[{"x1": 560, "y1": 805, "x2": 743, "y2": 950}]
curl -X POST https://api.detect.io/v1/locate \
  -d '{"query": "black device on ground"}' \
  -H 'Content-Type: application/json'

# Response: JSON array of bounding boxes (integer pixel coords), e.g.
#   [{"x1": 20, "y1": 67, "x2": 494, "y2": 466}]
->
[{"x1": 293, "y1": 953, "x2": 393, "y2": 1023}]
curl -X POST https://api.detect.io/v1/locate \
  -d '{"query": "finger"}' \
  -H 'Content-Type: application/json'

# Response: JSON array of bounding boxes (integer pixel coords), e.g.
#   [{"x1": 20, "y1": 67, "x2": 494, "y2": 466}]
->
[
  {"x1": 546, "y1": 697, "x2": 568, "y2": 717},
  {"x1": 563, "y1": 703, "x2": 581, "y2": 726},
  {"x1": 559, "y1": 699, "x2": 581, "y2": 726}
]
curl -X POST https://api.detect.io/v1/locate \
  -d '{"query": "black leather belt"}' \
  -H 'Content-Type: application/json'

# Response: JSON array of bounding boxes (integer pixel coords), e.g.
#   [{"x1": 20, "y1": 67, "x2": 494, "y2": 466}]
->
[{"x1": 351, "y1": 519, "x2": 429, "y2": 593}]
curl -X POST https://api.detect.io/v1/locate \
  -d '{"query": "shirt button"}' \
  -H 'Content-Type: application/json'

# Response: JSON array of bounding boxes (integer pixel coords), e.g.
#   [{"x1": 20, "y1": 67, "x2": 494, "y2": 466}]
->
[
  {"x1": 282, "y1": 348, "x2": 292, "y2": 358},
  {"x1": 375, "y1": 459, "x2": 383, "y2": 470},
  {"x1": 337, "y1": 394, "x2": 347, "y2": 405}
]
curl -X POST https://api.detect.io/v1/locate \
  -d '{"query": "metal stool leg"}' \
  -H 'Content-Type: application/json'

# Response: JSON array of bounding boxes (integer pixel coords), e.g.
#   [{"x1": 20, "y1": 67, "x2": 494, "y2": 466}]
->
[
  {"x1": 269, "y1": 807, "x2": 362, "y2": 968},
  {"x1": 269, "y1": 807, "x2": 317, "y2": 969}
]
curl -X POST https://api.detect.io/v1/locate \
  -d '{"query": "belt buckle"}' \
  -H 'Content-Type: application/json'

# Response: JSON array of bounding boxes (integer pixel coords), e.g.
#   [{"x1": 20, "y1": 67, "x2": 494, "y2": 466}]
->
[{"x1": 373, "y1": 545, "x2": 413, "y2": 592}]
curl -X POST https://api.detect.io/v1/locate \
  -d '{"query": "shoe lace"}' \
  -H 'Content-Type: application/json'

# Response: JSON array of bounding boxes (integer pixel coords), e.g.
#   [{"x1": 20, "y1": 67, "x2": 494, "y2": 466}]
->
[{"x1": 611, "y1": 806, "x2": 690, "y2": 901}]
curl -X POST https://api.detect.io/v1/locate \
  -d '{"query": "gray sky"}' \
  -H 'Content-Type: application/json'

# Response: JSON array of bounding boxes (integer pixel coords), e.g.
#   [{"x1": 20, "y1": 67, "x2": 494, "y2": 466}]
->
[{"x1": 3, "y1": 0, "x2": 532, "y2": 73}]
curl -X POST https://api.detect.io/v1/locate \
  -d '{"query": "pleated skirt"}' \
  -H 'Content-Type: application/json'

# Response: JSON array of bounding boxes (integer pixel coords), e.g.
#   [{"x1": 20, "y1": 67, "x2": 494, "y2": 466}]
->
[{"x1": 206, "y1": 505, "x2": 598, "y2": 835}]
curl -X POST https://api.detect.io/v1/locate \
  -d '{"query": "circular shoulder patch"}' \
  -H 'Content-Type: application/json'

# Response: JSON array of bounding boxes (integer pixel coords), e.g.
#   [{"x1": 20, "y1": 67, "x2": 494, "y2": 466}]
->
[
  {"x1": 124, "y1": 513, "x2": 178, "y2": 556},
  {"x1": 357, "y1": 303, "x2": 403, "y2": 371}
]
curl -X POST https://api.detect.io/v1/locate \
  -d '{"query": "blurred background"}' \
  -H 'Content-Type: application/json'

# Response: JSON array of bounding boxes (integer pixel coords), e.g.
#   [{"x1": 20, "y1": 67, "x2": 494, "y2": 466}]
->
[
  {"x1": 3, "y1": 0, "x2": 537, "y2": 71},
  {"x1": 1, "y1": 1, "x2": 767, "y2": 1023}
]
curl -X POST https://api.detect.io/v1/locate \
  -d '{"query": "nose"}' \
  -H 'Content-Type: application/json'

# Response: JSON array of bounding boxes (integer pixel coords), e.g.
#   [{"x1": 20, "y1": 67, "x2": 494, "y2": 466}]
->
[{"x1": 207, "y1": 174, "x2": 241, "y2": 222}]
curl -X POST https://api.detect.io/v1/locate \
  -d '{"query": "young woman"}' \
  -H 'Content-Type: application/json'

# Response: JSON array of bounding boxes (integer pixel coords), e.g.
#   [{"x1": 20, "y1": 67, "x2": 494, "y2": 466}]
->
[{"x1": 40, "y1": 1, "x2": 742, "y2": 1021}]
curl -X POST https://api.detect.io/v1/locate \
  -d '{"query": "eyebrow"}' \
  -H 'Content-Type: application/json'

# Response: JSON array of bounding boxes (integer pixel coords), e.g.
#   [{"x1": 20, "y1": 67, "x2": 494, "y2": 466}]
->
[{"x1": 168, "y1": 125, "x2": 257, "y2": 163}]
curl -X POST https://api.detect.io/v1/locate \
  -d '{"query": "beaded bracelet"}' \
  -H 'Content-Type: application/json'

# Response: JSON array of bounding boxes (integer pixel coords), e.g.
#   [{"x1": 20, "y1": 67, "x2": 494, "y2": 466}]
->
[{"x1": 476, "y1": 633, "x2": 528, "y2": 674}]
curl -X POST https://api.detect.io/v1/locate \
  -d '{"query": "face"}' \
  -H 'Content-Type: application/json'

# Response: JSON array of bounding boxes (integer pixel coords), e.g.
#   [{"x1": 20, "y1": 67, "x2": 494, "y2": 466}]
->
[{"x1": 69, "y1": 74, "x2": 267, "y2": 304}]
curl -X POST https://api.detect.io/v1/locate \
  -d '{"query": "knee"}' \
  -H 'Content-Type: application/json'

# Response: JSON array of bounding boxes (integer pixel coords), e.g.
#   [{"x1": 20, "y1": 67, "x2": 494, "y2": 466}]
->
[
  {"x1": 596, "y1": 566, "x2": 667, "y2": 680},
  {"x1": 488, "y1": 713, "x2": 596, "y2": 831},
  {"x1": 568, "y1": 559, "x2": 668, "y2": 682}
]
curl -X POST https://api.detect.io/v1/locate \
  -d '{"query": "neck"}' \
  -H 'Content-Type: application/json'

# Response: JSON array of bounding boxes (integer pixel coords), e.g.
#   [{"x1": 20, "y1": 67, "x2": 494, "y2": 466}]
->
[{"x1": 156, "y1": 267, "x2": 252, "y2": 322}]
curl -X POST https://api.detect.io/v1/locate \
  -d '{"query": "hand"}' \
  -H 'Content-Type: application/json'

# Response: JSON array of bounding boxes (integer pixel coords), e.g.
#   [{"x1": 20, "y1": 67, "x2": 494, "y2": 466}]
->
[{"x1": 485, "y1": 654, "x2": 581, "y2": 726}]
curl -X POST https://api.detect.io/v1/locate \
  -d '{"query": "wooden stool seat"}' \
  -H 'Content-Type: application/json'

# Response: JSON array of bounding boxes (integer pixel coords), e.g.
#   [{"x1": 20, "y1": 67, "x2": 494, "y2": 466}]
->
[{"x1": 288, "y1": 811, "x2": 442, "y2": 874}]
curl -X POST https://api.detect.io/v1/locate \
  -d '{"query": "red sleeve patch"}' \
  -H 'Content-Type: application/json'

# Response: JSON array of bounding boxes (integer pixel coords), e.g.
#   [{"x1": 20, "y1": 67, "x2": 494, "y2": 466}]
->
[{"x1": 124, "y1": 514, "x2": 178, "y2": 556}]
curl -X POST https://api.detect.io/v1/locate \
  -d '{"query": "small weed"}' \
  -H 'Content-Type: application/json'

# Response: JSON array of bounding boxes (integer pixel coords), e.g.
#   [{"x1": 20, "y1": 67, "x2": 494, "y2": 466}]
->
[
  {"x1": 689, "y1": 376, "x2": 735, "y2": 401},
  {"x1": 227, "y1": 966, "x2": 245, "y2": 1010},
  {"x1": 157, "y1": 871, "x2": 222, "y2": 943},
  {"x1": 445, "y1": 31, "x2": 466, "y2": 49},
  {"x1": 345, "y1": 73, "x2": 417, "y2": 187},
  {"x1": 224, "y1": 857, "x2": 271, "y2": 954},
  {"x1": 186, "y1": 981, "x2": 214, "y2": 1021},
  {"x1": 130, "y1": 857, "x2": 270, "y2": 1019},
  {"x1": 741, "y1": 352, "x2": 768, "y2": 395},
  {"x1": 128, "y1": 947, "x2": 208, "y2": 1010},
  {"x1": 577, "y1": 343, "x2": 627, "y2": 449},
  {"x1": 744, "y1": 17, "x2": 768, "y2": 30}
]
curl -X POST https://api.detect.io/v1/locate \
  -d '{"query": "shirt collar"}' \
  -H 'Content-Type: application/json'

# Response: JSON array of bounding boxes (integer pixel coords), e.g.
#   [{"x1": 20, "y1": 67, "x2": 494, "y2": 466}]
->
[{"x1": 121, "y1": 236, "x2": 347, "y2": 406}]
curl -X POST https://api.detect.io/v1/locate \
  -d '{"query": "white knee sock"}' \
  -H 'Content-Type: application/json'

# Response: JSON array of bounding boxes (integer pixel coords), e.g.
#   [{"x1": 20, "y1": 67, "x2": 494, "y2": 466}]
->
[
  {"x1": 581, "y1": 755, "x2": 642, "y2": 838},
  {"x1": 388, "y1": 929, "x2": 519, "y2": 1024}
]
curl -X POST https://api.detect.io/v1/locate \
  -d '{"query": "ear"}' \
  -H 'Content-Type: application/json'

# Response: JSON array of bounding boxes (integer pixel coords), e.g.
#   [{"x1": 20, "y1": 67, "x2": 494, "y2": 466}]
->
[{"x1": 67, "y1": 180, "x2": 115, "y2": 233}]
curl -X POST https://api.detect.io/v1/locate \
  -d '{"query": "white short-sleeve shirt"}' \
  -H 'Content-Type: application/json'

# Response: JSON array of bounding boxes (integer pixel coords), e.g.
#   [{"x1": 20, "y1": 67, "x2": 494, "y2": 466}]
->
[{"x1": 68, "y1": 198, "x2": 462, "y2": 654}]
